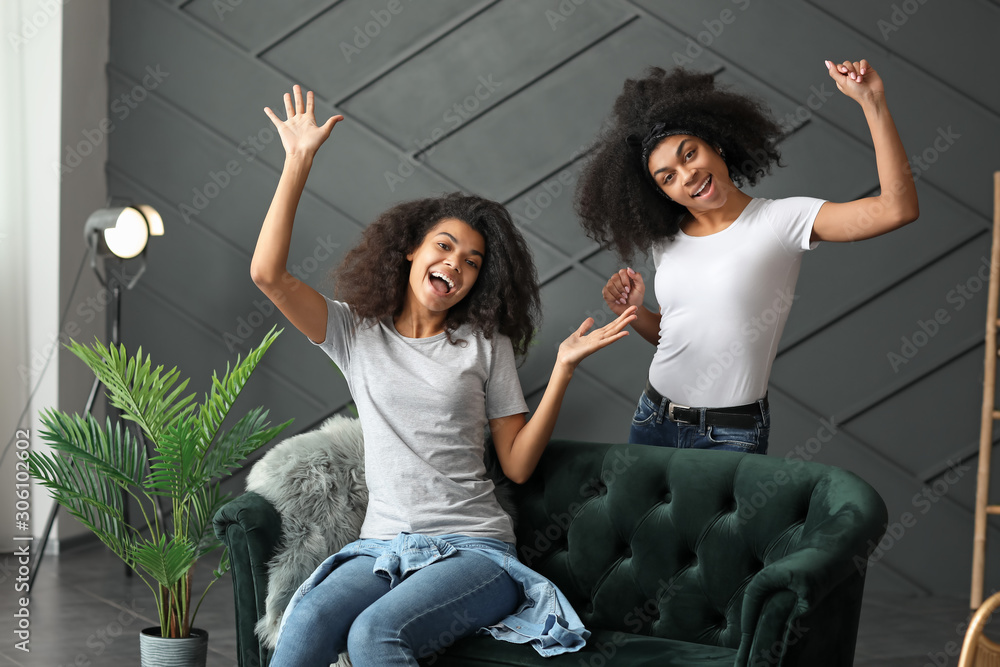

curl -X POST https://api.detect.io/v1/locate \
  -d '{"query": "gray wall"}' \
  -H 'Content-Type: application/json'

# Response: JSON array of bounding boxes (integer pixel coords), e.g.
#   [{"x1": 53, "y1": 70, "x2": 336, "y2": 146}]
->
[
  {"x1": 106, "y1": 0, "x2": 1000, "y2": 597},
  {"x1": 58, "y1": 0, "x2": 111, "y2": 545}
]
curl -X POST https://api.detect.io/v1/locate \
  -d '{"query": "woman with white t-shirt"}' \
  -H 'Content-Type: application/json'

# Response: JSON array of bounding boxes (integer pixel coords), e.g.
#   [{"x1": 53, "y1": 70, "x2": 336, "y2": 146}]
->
[{"x1": 575, "y1": 60, "x2": 919, "y2": 453}]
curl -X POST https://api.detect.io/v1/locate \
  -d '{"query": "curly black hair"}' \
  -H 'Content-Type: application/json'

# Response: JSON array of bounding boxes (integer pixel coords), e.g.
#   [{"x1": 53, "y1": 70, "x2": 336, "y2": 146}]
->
[
  {"x1": 333, "y1": 193, "x2": 541, "y2": 357},
  {"x1": 575, "y1": 67, "x2": 786, "y2": 263}
]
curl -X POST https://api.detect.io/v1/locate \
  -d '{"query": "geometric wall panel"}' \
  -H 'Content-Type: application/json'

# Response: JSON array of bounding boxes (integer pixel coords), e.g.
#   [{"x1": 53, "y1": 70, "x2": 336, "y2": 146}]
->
[{"x1": 109, "y1": 0, "x2": 1000, "y2": 596}]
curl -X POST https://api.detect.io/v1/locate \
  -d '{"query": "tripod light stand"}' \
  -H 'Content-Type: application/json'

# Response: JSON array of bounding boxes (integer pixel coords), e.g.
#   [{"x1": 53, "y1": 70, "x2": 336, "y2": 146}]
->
[{"x1": 30, "y1": 204, "x2": 163, "y2": 588}]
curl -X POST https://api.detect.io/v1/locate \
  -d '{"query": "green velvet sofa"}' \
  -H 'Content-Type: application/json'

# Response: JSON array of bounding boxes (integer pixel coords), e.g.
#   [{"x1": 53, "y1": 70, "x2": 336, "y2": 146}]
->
[{"x1": 214, "y1": 440, "x2": 887, "y2": 666}]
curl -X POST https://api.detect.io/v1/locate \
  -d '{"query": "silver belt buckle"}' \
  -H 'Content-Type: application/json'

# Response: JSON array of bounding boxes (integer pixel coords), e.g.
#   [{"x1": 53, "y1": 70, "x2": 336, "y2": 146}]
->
[{"x1": 667, "y1": 402, "x2": 690, "y2": 422}]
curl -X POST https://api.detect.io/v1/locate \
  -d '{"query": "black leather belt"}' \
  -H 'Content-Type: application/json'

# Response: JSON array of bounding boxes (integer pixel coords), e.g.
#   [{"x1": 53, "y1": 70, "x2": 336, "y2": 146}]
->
[{"x1": 644, "y1": 380, "x2": 767, "y2": 429}]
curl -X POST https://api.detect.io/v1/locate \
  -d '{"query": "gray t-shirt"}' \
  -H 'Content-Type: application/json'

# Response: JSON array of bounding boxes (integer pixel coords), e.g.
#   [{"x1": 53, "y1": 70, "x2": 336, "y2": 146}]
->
[{"x1": 311, "y1": 295, "x2": 528, "y2": 543}]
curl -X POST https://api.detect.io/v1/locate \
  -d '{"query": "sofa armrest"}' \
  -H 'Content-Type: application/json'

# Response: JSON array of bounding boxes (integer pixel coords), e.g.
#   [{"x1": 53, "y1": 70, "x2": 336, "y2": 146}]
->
[
  {"x1": 737, "y1": 550, "x2": 869, "y2": 666},
  {"x1": 735, "y1": 470, "x2": 888, "y2": 667},
  {"x1": 214, "y1": 491, "x2": 283, "y2": 667}
]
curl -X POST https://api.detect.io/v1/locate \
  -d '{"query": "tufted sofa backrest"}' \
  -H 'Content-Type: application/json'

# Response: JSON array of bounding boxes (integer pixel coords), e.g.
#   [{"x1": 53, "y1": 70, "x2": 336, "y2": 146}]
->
[{"x1": 513, "y1": 441, "x2": 885, "y2": 650}]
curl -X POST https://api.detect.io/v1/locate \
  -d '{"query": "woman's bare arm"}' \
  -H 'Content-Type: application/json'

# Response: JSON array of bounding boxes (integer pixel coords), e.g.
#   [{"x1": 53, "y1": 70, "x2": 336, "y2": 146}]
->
[
  {"x1": 810, "y1": 59, "x2": 919, "y2": 243},
  {"x1": 489, "y1": 307, "x2": 637, "y2": 483},
  {"x1": 250, "y1": 85, "x2": 342, "y2": 343}
]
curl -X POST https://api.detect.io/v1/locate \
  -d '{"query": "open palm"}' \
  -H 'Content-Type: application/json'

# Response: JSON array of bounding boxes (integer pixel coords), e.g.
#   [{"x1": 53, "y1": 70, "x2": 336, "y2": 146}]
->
[
  {"x1": 558, "y1": 306, "x2": 637, "y2": 369},
  {"x1": 264, "y1": 84, "x2": 343, "y2": 159}
]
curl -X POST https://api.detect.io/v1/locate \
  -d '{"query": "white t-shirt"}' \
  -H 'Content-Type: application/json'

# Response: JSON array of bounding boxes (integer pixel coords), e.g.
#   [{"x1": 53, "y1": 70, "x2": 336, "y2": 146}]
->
[{"x1": 647, "y1": 196, "x2": 826, "y2": 408}]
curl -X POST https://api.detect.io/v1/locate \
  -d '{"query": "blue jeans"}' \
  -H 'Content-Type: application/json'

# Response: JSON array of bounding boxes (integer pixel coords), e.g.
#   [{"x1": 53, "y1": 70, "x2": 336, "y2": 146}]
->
[
  {"x1": 629, "y1": 390, "x2": 770, "y2": 454},
  {"x1": 270, "y1": 547, "x2": 520, "y2": 667}
]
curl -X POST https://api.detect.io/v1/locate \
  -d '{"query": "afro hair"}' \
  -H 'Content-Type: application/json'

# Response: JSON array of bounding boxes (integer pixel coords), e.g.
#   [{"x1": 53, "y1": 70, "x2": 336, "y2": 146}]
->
[
  {"x1": 333, "y1": 193, "x2": 541, "y2": 358},
  {"x1": 575, "y1": 67, "x2": 786, "y2": 263}
]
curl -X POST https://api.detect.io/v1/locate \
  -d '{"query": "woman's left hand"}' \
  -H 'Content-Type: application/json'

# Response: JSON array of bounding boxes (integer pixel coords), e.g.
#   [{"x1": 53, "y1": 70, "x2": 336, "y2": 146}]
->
[
  {"x1": 557, "y1": 306, "x2": 637, "y2": 370},
  {"x1": 825, "y1": 59, "x2": 885, "y2": 104}
]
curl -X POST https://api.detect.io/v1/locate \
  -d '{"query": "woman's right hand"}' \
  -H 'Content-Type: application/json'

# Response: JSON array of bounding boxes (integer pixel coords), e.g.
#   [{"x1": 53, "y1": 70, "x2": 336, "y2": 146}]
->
[
  {"x1": 603, "y1": 267, "x2": 645, "y2": 315},
  {"x1": 264, "y1": 84, "x2": 343, "y2": 160}
]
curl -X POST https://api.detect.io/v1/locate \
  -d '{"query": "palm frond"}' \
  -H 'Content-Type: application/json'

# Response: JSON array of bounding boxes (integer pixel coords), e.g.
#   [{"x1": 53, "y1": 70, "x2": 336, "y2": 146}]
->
[
  {"x1": 66, "y1": 339, "x2": 197, "y2": 443},
  {"x1": 36, "y1": 409, "x2": 146, "y2": 486},
  {"x1": 201, "y1": 408, "x2": 291, "y2": 483},
  {"x1": 186, "y1": 485, "x2": 231, "y2": 559},
  {"x1": 28, "y1": 453, "x2": 134, "y2": 563},
  {"x1": 146, "y1": 415, "x2": 202, "y2": 499},
  {"x1": 131, "y1": 535, "x2": 196, "y2": 588},
  {"x1": 214, "y1": 549, "x2": 231, "y2": 579},
  {"x1": 195, "y1": 326, "x2": 283, "y2": 456}
]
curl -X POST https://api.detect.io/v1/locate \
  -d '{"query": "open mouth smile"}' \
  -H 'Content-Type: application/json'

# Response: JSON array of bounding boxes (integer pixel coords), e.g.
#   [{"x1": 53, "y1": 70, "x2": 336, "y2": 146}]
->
[
  {"x1": 429, "y1": 271, "x2": 456, "y2": 295},
  {"x1": 691, "y1": 175, "x2": 713, "y2": 198}
]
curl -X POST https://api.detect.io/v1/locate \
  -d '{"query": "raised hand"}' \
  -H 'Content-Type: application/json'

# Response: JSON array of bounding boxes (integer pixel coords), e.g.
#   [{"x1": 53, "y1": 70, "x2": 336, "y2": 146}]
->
[
  {"x1": 825, "y1": 59, "x2": 884, "y2": 104},
  {"x1": 557, "y1": 306, "x2": 637, "y2": 370},
  {"x1": 602, "y1": 267, "x2": 646, "y2": 315},
  {"x1": 264, "y1": 84, "x2": 343, "y2": 159}
]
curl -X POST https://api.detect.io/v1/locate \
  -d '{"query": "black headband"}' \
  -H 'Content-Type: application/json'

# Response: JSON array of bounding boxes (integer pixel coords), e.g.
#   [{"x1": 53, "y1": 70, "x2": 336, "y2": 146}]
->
[{"x1": 625, "y1": 123, "x2": 699, "y2": 202}]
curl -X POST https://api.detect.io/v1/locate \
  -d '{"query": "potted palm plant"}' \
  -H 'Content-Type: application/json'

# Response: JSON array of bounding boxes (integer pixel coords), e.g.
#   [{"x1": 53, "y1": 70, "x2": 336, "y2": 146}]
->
[{"x1": 29, "y1": 326, "x2": 291, "y2": 667}]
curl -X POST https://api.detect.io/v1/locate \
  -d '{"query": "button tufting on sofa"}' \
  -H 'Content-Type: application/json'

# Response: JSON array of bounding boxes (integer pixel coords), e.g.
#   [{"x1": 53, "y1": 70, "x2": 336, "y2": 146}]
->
[{"x1": 215, "y1": 439, "x2": 889, "y2": 667}]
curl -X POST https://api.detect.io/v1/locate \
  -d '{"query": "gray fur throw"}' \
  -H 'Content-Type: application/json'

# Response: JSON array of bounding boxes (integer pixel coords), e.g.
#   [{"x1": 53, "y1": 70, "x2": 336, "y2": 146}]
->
[
  {"x1": 244, "y1": 414, "x2": 518, "y2": 660},
  {"x1": 245, "y1": 415, "x2": 367, "y2": 656}
]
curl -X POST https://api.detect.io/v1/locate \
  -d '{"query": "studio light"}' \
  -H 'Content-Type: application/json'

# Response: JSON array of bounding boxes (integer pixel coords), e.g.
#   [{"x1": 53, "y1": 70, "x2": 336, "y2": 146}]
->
[
  {"x1": 84, "y1": 205, "x2": 164, "y2": 259},
  {"x1": 83, "y1": 204, "x2": 163, "y2": 290}
]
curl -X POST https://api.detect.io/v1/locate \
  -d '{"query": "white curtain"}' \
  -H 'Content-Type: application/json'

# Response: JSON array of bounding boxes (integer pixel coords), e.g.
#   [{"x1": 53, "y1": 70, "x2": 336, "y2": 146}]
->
[
  {"x1": 0, "y1": 1, "x2": 31, "y2": 543},
  {"x1": 0, "y1": 0, "x2": 68, "y2": 546}
]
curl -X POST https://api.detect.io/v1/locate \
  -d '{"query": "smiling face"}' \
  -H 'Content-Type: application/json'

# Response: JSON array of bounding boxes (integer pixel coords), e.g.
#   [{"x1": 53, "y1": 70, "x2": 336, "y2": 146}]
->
[
  {"x1": 647, "y1": 135, "x2": 735, "y2": 210},
  {"x1": 404, "y1": 217, "x2": 485, "y2": 315}
]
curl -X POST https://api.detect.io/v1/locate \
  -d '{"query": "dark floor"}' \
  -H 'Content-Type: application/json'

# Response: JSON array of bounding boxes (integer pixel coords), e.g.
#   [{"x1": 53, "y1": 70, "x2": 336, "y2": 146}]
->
[
  {"x1": 0, "y1": 541, "x2": 238, "y2": 667},
  {"x1": 0, "y1": 541, "x2": 987, "y2": 666}
]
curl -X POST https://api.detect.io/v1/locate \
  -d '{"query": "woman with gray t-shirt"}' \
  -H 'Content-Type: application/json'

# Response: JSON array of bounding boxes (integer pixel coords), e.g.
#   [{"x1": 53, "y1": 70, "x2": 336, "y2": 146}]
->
[{"x1": 250, "y1": 84, "x2": 636, "y2": 667}]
